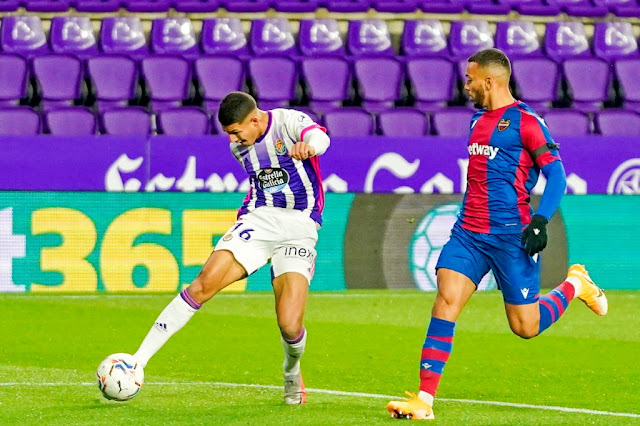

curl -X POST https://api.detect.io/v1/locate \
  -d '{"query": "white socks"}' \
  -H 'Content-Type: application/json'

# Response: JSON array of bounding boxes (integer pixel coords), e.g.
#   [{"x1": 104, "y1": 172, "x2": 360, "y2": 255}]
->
[
  {"x1": 418, "y1": 390, "x2": 435, "y2": 406},
  {"x1": 281, "y1": 327, "x2": 307, "y2": 376},
  {"x1": 134, "y1": 292, "x2": 199, "y2": 368},
  {"x1": 566, "y1": 276, "x2": 583, "y2": 297}
]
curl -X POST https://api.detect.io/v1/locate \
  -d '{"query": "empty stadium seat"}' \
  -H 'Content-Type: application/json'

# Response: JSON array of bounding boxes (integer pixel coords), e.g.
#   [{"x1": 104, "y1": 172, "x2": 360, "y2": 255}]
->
[
  {"x1": 0, "y1": 107, "x2": 40, "y2": 135},
  {"x1": 596, "y1": 109, "x2": 640, "y2": 135},
  {"x1": 221, "y1": 0, "x2": 270, "y2": 12},
  {"x1": 401, "y1": 20, "x2": 449, "y2": 57},
  {"x1": 195, "y1": 56, "x2": 245, "y2": 112},
  {"x1": 0, "y1": 54, "x2": 28, "y2": 106},
  {"x1": 431, "y1": 108, "x2": 475, "y2": 137},
  {"x1": 615, "y1": 58, "x2": 640, "y2": 112},
  {"x1": 250, "y1": 18, "x2": 298, "y2": 57},
  {"x1": 354, "y1": 57, "x2": 403, "y2": 112},
  {"x1": 544, "y1": 22, "x2": 591, "y2": 62},
  {"x1": 74, "y1": 0, "x2": 120, "y2": 12},
  {"x1": 101, "y1": 107, "x2": 152, "y2": 135},
  {"x1": 302, "y1": 57, "x2": 351, "y2": 112},
  {"x1": 32, "y1": 54, "x2": 83, "y2": 109},
  {"x1": 201, "y1": 18, "x2": 249, "y2": 56},
  {"x1": 150, "y1": 18, "x2": 199, "y2": 60},
  {"x1": 542, "y1": 109, "x2": 591, "y2": 135},
  {"x1": 554, "y1": 0, "x2": 608, "y2": 17},
  {"x1": 593, "y1": 22, "x2": 639, "y2": 62},
  {"x1": 323, "y1": 108, "x2": 375, "y2": 136},
  {"x1": 45, "y1": 107, "x2": 97, "y2": 135},
  {"x1": 273, "y1": 0, "x2": 320, "y2": 12},
  {"x1": 100, "y1": 17, "x2": 148, "y2": 59},
  {"x1": 0, "y1": 16, "x2": 49, "y2": 58},
  {"x1": 407, "y1": 57, "x2": 456, "y2": 112},
  {"x1": 123, "y1": 0, "x2": 171, "y2": 12},
  {"x1": 50, "y1": 16, "x2": 99, "y2": 60},
  {"x1": 141, "y1": 55, "x2": 192, "y2": 111},
  {"x1": 347, "y1": 19, "x2": 395, "y2": 57},
  {"x1": 326, "y1": 0, "x2": 371, "y2": 12},
  {"x1": 87, "y1": 55, "x2": 139, "y2": 110},
  {"x1": 24, "y1": 0, "x2": 70, "y2": 12},
  {"x1": 495, "y1": 21, "x2": 542, "y2": 58},
  {"x1": 563, "y1": 58, "x2": 611, "y2": 112},
  {"x1": 299, "y1": 19, "x2": 345, "y2": 57},
  {"x1": 173, "y1": 0, "x2": 220, "y2": 12},
  {"x1": 449, "y1": 20, "x2": 494, "y2": 60},
  {"x1": 157, "y1": 107, "x2": 210, "y2": 135},
  {"x1": 512, "y1": 57, "x2": 560, "y2": 112},
  {"x1": 419, "y1": 0, "x2": 464, "y2": 13},
  {"x1": 378, "y1": 108, "x2": 429, "y2": 136},
  {"x1": 248, "y1": 56, "x2": 298, "y2": 109}
]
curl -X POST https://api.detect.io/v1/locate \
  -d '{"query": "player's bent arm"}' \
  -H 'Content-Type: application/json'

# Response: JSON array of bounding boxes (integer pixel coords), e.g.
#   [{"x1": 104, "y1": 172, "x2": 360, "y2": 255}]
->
[
  {"x1": 536, "y1": 161, "x2": 567, "y2": 220},
  {"x1": 302, "y1": 128, "x2": 330, "y2": 156}
]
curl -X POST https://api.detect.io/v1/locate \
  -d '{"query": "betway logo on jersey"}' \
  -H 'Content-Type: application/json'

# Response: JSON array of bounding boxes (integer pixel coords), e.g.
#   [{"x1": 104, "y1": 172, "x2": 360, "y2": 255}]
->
[{"x1": 468, "y1": 143, "x2": 499, "y2": 160}]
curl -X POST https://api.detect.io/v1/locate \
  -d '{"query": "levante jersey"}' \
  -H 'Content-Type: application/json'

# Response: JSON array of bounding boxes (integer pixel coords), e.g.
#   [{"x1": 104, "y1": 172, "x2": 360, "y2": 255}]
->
[
  {"x1": 230, "y1": 109, "x2": 326, "y2": 225},
  {"x1": 458, "y1": 101, "x2": 561, "y2": 234}
]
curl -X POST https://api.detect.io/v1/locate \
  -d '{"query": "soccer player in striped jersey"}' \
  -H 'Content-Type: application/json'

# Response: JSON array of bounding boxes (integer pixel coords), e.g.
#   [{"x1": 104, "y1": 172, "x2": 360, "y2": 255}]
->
[
  {"x1": 133, "y1": 92, "x2": 330, "y2": 405},
  {"x1": 387, "y1": 49, "x2": 608, "y2": 420}
]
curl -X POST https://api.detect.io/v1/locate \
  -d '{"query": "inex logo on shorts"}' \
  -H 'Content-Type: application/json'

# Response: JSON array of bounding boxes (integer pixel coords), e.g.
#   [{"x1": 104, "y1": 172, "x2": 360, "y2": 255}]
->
[{"x1": 257, "y1": 168, "x2": 290, "y2": 193}]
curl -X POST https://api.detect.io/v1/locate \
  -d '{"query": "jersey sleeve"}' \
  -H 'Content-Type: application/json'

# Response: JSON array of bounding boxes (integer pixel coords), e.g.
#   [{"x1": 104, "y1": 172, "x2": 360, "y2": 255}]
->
[
  {"x1": 283, "y1": 110, "x2": 327, "y2": 142},
  {"x1": 520, "y1": 111, "x2": 561, "y2": 168}
]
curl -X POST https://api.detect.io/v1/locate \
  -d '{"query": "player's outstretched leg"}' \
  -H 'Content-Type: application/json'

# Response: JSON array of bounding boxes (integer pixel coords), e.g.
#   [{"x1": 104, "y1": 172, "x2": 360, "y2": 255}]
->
[{"x1": 568, "y1": 264, "x2": 608, "y2": 316}]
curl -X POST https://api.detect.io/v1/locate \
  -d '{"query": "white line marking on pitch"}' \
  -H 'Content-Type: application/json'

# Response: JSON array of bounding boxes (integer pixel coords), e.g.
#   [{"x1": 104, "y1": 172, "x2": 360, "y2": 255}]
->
[{"x1": 0, "y1": 381, "x2": 638, "y2": 419}]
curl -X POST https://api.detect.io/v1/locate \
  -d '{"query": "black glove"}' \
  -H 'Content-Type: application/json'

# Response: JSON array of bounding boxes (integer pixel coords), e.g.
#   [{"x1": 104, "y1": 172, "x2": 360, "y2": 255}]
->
[{"x1": 521, "y1": 215, "x2": 548, "y2": 256}]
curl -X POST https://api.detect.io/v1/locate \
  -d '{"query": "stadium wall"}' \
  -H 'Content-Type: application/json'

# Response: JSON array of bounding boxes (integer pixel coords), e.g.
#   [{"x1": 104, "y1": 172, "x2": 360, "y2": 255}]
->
[{"x1": 1, "y1": 192, "x2": 637, "y2": 293}]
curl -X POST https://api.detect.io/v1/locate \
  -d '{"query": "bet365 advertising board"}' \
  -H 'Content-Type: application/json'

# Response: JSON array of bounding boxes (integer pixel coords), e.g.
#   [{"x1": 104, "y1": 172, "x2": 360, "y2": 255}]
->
[{"x1": 0, "y1": 192, "x2": 637, "y2": 292}]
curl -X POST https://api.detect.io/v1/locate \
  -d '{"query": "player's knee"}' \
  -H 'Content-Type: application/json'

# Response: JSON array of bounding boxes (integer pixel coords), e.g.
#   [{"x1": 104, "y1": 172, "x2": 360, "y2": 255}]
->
[
  {"x1": 278, "y1": 318, "x2": 303, "y2": 341},
  {"x1": 510, "y1": 323, "x2": 539, "y2": 339}
]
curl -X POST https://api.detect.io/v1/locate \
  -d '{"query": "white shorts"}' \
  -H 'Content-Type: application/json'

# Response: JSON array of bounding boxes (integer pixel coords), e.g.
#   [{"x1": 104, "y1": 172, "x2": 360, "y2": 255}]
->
[{"x1": 214, "y1": 206, "x2": 318, "y2": 284}]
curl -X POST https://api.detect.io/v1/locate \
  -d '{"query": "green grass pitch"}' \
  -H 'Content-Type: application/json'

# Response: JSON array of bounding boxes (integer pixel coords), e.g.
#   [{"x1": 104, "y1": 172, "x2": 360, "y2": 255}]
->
[{"x1": 1, "y1": 291, "x2": 639, "y2": 425}]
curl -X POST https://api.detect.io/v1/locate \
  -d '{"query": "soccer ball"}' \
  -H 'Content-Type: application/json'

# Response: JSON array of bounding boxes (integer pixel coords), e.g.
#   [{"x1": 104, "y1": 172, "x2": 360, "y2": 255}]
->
[{"x1": 96, "y1": 353, "x2": 144, "y2": 401}]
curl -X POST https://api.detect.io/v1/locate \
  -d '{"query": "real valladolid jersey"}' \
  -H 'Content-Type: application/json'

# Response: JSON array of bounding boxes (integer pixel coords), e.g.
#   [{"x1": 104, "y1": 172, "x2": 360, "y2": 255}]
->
[
  {"x1": 458, "y1": 101, "x2": 561, "y2": 234},
  {"x1": 230, "y1": 109, "x2": 326, "y2": 225}
]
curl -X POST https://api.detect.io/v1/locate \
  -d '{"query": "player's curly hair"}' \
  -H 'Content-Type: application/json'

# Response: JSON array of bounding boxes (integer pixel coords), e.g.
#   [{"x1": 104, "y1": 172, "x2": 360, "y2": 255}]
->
[
  {"x1": 468, "y1": 48, "x2": 511, "y2": 75},
  {"x1": 218, "y1": 92, "x2": 257, "y2": 126}
]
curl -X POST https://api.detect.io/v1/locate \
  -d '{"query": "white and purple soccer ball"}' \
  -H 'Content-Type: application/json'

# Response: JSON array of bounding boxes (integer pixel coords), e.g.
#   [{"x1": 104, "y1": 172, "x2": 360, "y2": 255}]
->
[{"x1": 96, "y1": 353, "x2": 144, "y2": 401}]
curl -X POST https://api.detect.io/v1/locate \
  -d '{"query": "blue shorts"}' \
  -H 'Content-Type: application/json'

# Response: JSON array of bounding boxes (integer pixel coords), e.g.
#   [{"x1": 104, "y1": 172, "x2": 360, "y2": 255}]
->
[{"x1": 435, "y1": 223, "x2": 539, "y2": 305}]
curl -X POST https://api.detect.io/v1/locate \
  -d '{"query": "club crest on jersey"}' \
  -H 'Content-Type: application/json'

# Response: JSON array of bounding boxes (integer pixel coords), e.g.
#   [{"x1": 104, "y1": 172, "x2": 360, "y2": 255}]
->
[
  {"x1": 497, "y1": 119, "x2": 511, "y2": 131},
  {"x1": 274, "y1": 139, "x2": 287, "y2": 156},
  {"x1": 257, "y1": 168, "x2": 290, "y2": 193}
]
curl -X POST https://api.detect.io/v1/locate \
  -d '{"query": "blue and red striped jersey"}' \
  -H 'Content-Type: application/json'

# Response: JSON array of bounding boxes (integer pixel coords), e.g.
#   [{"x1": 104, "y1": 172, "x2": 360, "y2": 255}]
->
[{"x1": 458, "y1": 101, "x2": 561, "y2": 234}]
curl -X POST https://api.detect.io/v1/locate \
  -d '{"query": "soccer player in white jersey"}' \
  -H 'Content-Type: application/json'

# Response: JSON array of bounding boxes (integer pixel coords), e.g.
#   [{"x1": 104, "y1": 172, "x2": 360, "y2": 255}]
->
[{"x1": 132, "y1": 92, "x2": 330, "y2": 405}]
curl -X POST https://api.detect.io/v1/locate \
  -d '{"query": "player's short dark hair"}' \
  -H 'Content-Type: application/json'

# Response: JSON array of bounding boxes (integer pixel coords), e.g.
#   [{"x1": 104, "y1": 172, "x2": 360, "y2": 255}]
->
[
  {"x1": 218, "y1": 92, "x2": 257, "y2": 126},
  {"x1": 468, "y1": 48, "x2": 511, "y2": 75}
]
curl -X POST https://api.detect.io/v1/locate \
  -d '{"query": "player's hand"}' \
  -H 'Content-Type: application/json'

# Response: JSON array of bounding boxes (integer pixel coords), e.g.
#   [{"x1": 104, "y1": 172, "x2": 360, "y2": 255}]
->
[
  {"x1": 521, "y1": 215, "x2": 548, "y2": 256},
  {"x1": 289, "y1": 142, "x2": 316, "y2": 160}
]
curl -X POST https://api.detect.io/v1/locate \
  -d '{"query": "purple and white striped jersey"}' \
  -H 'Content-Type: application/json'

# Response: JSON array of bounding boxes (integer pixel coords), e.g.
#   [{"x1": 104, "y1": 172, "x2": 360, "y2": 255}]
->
[{"x1": 231, "y1": 109, "x2": 327, "y2": 225}]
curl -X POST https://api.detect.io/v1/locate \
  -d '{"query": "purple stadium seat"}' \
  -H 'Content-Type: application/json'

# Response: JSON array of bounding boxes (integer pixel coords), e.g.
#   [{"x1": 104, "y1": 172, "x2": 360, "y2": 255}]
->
[
  {"x1": 419, "y1": 0, "x2": 464, "y2": 13},
  {"x1": 100, "y1": 17, "x2": 148, "y2": 59},
  {"x1": 302, "y1": 57, "x2": 351, "y2": 112},
  {"x1": 594, "y1": 22, "x2": 639, "y2": 62},
  {"x1": 495, "y1": 21, "x2": 542, "y2": 58},
  {"x1": 449, "y1": 20, "x2": 494, "y2": 60},
  {"x1": 372, "y1": 0, "x2": 418, "y2": 12},
  {"x1": 326, "y1": 0, "x2": 371, "y2": 12},
  {"x1": 45, "y1": 107, "x2": 97, "y2": 135},
  {"x1": 512, "y1": 0, "x2": 561, "y2": 16},
  {"x1": 157, "y1": 107, "x2": 210, "y2": 135},
  {"x1": 101, "y1": 107, "x2": 152, "y2": 135},
  {"x1": 273, "y1": 0, "x2": 319, "y2": 12},
  {"x1": 195, "y1": 56, "x2": 245, "y2": 111},
  {"x1": 511, "y1": 57, "x2": 560, "y2": 112},
  {"x1": 123, "y1": 0, "x2": 171, "y2": 12},
  {"x1": 24, "y1": 0, "x2": 71, "y2": 12},
  {"x1": 221, "y1": 0, "x2": 270, "y2": 11},
  {"x1": 593, "y1": 0, "x2": 640, "y2": 16},
  {"x1": 32, "y1": 54, "x2": 83, "y2": 110},
  {"x1": 142, "y1": 56, "x2": 192, "y2": 111},
  {"x1": 563, "y1": 58, "x2": 611, "y2": 112},
  {"x1": 378, "y1": 108, "x2": 429, "y2": 136},
  {"x1": 0, "y1": 54, "x2": 28, "y2": 106},
  {"x1": 0, "y1": 16, "x2": 49, "y2": 58},
  {"x1": 402, "y1": 20, "x2": 449, "y2": 57},
  {"x1": 615, "y1": 58, "x2": 640, "y2": 112},
  {"x1": 554, "y1": 0, "x2": 608, "y2": 16},
  {"x1": 299, "y1": 19, "x2": 345, "y2": 57},
  {"x1": 0, "y1": 107, "x2": 40, "y2": 135},
  {"x1": 173, "y1": 0, "x2": 220, "y2": 12},
  {"x1": 50, "y1": 16, "x2": 99, "y2": 60},
  {"x1": 201, "y1": 18, "x2": 249, "y2": 56},
  {"x1": 150, "y1": 18, "x2": 199, "y2": 60},
  {"x1": 542, "y1": 109, "x2": 591, "y2": 135},
  {"x1": 466, "y1": 0, "x2": 511, "y2": 14},
  {"x1": 248, "y1": 56, "x2": 298, "y2": 109},
  {"x1": 431, "y1": 108, "x2": 475, "y2": 137},
  {"x1": 0, "y1": 0, "x2": 20, "y2": 12},
  {"x1": 407, "y1": 58, "x2": 456, "y2": 112},
  {"x1": 354, "y1": 57, "x2": 403, "y2": 113},
  {"x1": 323, "y1": 108, "x2": 375, "y2": 136},
  {"x1": 87, "y1": 55, "x2": 138, "y2": 110},
  {"x1": 544, "y1": 22, "x2": 591, "y2": 62},
  {"x1": 250, "y1": 18, "x2": 297, "y2": 57},
  {"x1": 74, "y1": 0, "x2": 121, "y2": 12},
  {"x1": 347, "y1": 19, "x2": 394, "y2": 57},
  {"x1": 596, "y1": 109, "x2": 640, "y2": 135}
]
